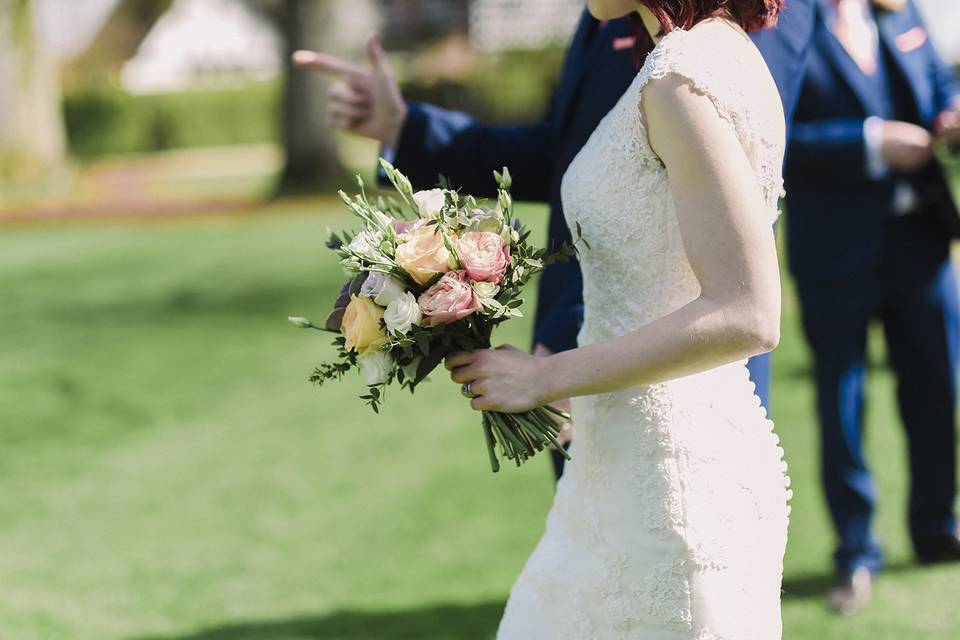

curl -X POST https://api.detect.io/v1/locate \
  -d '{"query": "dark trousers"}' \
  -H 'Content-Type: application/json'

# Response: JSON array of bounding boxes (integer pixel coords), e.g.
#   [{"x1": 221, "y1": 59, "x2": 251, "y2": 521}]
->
[
  {"x1": 796, "y1": 212, "x2": 959, "y2": 574},
  {"x1": 550, "y1": 350, "x2": 773, "y2": 479}
]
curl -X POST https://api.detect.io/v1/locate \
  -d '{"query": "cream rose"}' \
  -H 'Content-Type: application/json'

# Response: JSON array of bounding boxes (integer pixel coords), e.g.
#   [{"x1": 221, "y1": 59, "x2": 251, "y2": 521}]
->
[
  {"x1": 457, "y1": 231, "x2": 510, "y2": 284},
  {"x1": 395, "y1": 225, "x2": 451, "y2": 285},
  {"x1": 383, "y1": 291, "x2": 422, "y2": 335},
  {"x1": 357, "y1": 349, "x2": 393, "y2": 385},
  {"x1": 418, "y1": 270, "x2": 482, "y2": 327},
  {"x1": 341, "y1": 295, "x2": 388, "y2": 353},
  {"x1": 413, "y1": 188, "x2": 447, "y2": 219}
]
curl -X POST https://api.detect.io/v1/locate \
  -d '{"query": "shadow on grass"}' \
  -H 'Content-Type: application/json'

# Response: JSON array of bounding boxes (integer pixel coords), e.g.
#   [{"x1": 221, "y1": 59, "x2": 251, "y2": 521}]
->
[
  {"x1": 129, "y1": 600, "x2": 505, "y2": 640},
  {"x1": 781, "y1": 560, "x2": 916, "y2": 601}
]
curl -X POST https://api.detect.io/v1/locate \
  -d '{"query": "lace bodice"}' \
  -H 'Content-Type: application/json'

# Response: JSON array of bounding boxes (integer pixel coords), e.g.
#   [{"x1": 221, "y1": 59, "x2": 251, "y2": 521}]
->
[{"x1": 561, "y1": 25, "x2": 785, "y2": 346}]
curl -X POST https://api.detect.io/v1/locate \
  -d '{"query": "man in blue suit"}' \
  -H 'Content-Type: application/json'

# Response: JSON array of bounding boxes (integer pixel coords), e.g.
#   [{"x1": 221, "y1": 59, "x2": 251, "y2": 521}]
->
[
  {"x1": 786, "y1": 0, "x2": 960, "y2": 614},
  {"x1": 295, "y1": 2, "x2": 816, "y2": 477}
]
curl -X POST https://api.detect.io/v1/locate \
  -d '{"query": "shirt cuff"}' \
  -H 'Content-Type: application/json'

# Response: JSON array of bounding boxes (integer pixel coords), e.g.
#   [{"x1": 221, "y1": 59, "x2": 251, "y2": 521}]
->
[{"x1": 863, "y1": 116, "x2": 889, "y2": 180}]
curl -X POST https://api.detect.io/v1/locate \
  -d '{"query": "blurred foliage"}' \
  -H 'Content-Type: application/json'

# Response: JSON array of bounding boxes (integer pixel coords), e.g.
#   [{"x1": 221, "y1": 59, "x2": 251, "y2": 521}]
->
[
  {"x1": 62, "y1": 82, "x2": 281, "y2": 158},
  {"x1": 61, "y1": 46, "x2": 566, "y2": 159},
  {"x1": 405, "y1": 46, "x2": 567, "y2": 123}
]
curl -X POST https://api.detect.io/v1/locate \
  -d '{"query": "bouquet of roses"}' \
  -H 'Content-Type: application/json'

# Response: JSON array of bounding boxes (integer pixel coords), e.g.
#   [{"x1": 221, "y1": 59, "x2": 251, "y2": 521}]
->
[{"x1": 290, "y1": 159, "x2": 584, "y2": 472}]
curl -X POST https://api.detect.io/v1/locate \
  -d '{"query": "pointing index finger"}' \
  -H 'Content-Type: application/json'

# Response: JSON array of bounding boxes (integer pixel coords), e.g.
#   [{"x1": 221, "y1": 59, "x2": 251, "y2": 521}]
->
[{"x1": 291, "y1": 50, "x2": 371, "y2": 80}]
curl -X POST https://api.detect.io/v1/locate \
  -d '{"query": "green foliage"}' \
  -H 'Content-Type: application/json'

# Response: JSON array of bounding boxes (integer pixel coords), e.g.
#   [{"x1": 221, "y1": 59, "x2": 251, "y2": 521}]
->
[{"x1": 62, "y1": 82, "x2": 280, "y2": 158}]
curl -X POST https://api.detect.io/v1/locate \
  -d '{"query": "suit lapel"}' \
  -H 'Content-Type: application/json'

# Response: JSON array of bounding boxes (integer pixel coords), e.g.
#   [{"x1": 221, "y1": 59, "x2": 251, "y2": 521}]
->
[
  {"x1": 874, "y1": 8, "x2": 927, "y2": 122},
  {"x1": 815, "y1": 0, "x2": 882, "y2": 115},
  {"x1": 553, "y1": 14, "x2": 636, "y2": 128},
  {"x1": 553, "y1": 12, "x2": 598, "y2": 127}
]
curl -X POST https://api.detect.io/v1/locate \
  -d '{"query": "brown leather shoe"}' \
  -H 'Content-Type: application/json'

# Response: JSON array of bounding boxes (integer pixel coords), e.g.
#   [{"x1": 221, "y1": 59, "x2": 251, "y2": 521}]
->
[
  {"x1": 917, "y1": 533, "x2": 960, "y2": 565},
  {"x1": 827, "y1": 566, "x2": 873, "y2": 615}
]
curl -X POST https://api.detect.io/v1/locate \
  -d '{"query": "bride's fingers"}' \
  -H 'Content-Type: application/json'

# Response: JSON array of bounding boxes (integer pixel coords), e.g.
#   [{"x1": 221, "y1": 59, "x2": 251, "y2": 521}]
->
[
  {"x1": 449, "y1": 364, "x2": 480, "y2": 384},
  {"x1": 444, "y1": 351, "x2": 475, "y2": 370},
  {"x1": 467, "y1": 379, "x2": 487, "y2": 396},
  {"x1": 470, "y1": 395, "x2": 492, "y2": 412}
]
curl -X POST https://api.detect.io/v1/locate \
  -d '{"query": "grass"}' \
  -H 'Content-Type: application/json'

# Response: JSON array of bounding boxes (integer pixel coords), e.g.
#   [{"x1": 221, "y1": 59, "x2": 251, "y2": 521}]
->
[{"x1": 1, "y1": 201, "x2": 958, "y2": 640}]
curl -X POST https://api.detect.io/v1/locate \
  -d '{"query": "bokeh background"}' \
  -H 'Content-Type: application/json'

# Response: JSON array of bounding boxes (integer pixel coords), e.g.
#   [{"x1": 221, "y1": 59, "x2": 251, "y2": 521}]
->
[{"x1": 2, "y1": 1, "x2": 960, "y2": 639}]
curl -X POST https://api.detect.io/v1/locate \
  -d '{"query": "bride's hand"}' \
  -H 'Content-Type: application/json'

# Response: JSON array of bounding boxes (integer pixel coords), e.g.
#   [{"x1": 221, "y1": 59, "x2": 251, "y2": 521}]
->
[{"x1": 445, "y1": 345, "x2": 550, "y2": 413}]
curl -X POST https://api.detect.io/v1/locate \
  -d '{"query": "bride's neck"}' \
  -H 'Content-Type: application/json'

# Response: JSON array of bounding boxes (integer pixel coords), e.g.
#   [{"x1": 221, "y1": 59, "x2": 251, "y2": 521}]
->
[{"x1": 636, "y1": 7, "x2": 662, "y2": 43}]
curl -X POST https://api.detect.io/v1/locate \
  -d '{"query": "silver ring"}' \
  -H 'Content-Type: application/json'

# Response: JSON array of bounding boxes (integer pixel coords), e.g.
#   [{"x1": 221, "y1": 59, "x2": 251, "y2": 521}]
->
[{"x1": 461, "y1": 382, "x2": 476, "y2": 398}]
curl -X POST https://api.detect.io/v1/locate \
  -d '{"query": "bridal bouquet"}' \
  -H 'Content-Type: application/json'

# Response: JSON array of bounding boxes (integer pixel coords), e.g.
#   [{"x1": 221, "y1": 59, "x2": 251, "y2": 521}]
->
[{"x1": 290, "y1": 160, "x2": 582, "y2": 472}]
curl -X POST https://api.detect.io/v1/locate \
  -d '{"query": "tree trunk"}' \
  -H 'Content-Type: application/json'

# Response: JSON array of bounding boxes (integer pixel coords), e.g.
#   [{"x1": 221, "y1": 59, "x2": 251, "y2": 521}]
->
[
  {"x1": 64, "y1": 0, "x2": 173, "y2": 90},
  {"x1": 0, "y1": 0, "x2": 67, "y2": 187},
  {"x1": 276, "y1": 0, "x2": 378, "y2": 195}
]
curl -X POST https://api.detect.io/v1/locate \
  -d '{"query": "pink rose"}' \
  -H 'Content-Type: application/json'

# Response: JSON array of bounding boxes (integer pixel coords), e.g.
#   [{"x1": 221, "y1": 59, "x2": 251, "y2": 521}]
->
[
  {"x1": 418, "y1": 271, "x2": 482, "y2": 327},
  {"x1": 457, "y1": 231, "x2": 510, "y2": 284},
  {"x1": 395, "y1": 224, "x2": 451, "y2": 285}
]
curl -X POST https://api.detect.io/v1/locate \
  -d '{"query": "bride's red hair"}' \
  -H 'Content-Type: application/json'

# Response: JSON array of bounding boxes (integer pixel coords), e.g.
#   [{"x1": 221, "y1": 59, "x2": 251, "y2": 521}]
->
[{"x1": 632, "y1": 0, "x2": 784, "y2": 63}]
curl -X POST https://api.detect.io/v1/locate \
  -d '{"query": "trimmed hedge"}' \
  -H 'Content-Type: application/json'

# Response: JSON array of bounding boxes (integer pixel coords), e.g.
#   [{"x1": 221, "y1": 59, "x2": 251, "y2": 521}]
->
[{"x1": 63, "y1": 82, "x2": 281, "y2": 158}]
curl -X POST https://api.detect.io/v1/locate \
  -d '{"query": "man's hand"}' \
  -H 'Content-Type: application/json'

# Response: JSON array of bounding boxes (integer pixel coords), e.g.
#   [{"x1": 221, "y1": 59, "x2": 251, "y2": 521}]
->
[
  {"x1": 879, "y1": 120, "x2": 934, "y2": 172},
  {"x1": 935, "y1": 106, "x2": 960, "y2": 146},
  {"x1": 533, "y1": 343, "x2": 573, "y2": 447},
  {"x1": 292, "y1": 34, "x2": 408, "y2": 148}
]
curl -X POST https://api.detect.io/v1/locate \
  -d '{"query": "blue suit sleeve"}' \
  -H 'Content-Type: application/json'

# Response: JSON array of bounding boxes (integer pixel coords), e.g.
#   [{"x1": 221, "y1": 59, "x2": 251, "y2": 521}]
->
[
  {"x1": 533, "y1": 268, "x2": 584, "y2": 353},
  {"x1": 750, "y1": 0, "x2": 816, "y2": 129},
  {"x1": 389, "y1": 101, "x2": 554, "y2": 201},
  {"x1": 788, "y1": 118, "x2": 870, "y2": 183}
]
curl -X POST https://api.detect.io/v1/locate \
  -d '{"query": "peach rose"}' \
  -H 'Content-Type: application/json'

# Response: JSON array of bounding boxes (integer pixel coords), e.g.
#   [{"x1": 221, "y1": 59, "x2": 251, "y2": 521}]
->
[
  {"x1": 341, "y1": 295, "x2": 388, "y2": 353},
  {"x1": 457, "y1": 231, "x2": 510, "y2": 283},
  {"x1": 418, "y1": 271, "x2": 482, "y2": 327},
  {"x1": 395, "y1": 225, "x2": 451, "y2": 285}
]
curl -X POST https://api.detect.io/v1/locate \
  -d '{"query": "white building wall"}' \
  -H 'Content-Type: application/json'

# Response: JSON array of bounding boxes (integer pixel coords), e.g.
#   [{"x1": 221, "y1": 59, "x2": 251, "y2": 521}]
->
[
  {"x1": 469, "y1": 0, "x2": 584, "y2": 52},
  {"x1": 915, "y1": 0, "x2": 960, "y2": 64}
]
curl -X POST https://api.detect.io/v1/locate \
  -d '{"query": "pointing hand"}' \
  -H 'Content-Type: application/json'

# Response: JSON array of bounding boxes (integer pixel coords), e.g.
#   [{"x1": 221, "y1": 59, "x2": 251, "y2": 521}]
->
[{"x1": 292, "y1": 34, "x2": 408, "y2": 148}]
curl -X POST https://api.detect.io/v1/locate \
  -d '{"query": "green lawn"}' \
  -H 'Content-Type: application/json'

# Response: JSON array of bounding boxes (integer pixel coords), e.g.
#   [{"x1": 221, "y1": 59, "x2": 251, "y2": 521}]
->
[{"x1": 1, "y1": 202, "x2": 958, "y2": 640}]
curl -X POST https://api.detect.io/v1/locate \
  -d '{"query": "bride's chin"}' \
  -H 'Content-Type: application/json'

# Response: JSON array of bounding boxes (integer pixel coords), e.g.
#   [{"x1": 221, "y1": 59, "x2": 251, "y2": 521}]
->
[{"x1": 586, "y1": 0, "x2": 640, "y2": 21}]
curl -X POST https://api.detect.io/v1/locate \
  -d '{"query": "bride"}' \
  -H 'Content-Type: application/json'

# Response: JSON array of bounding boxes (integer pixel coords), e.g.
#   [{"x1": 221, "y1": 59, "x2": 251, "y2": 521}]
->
[{"x1": 444, "y1": 0, "x2": 792, "y2": 637}]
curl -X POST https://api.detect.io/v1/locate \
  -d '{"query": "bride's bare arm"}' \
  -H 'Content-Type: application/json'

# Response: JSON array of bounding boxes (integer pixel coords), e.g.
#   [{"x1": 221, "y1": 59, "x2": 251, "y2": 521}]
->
[{"x1": 446, "y1": 74, "x2": 781, "y2": 412}]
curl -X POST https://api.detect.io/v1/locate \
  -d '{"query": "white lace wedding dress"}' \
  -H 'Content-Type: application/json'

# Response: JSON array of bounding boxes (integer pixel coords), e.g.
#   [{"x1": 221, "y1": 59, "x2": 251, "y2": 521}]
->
[{"x1": 497, "y1": 25, "x2": 792, "y2": 640}]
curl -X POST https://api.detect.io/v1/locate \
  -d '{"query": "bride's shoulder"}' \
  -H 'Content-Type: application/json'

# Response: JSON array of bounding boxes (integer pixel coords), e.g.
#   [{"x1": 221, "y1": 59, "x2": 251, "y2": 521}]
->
[
  {"x1": 640, "y1": 20, "x2": 780, "y2": 116},
  {"x1": 643, "y1": 20, "x2": 757, "y2": 78}
]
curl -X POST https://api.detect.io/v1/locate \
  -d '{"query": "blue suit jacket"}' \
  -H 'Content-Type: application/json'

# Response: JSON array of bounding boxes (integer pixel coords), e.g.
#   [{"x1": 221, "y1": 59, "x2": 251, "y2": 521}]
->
[
  {"x1": 391, "y1": 3, "x2": 816, "y2": 353},
  {"x1": 785, "y1": 0, "x2": 959, "y2": 282}
]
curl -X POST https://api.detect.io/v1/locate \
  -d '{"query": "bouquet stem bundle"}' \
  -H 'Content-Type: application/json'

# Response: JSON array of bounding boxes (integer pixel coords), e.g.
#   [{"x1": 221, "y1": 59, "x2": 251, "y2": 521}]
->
[{"x1": 482, "y1": 407, "x2": 571, "y2": 472}]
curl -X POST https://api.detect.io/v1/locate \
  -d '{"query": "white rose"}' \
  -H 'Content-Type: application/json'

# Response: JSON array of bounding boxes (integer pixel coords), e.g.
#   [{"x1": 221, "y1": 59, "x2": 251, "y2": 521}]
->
[
  {"x1": 357, "y1": 349, "x2": 393, "y2": 386},
  {"x1": 383, "y1": 291, "x2": 422, "y2": 335},
  {"x1": 413, "y1": 189, "x2": 447, "y2": 219},
  {"x1": 472, "y1": 281, "x2": 499, "y2": 299},
  {"x1": 373, "y1": 275, "x2": 406, "y2": 307}
]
